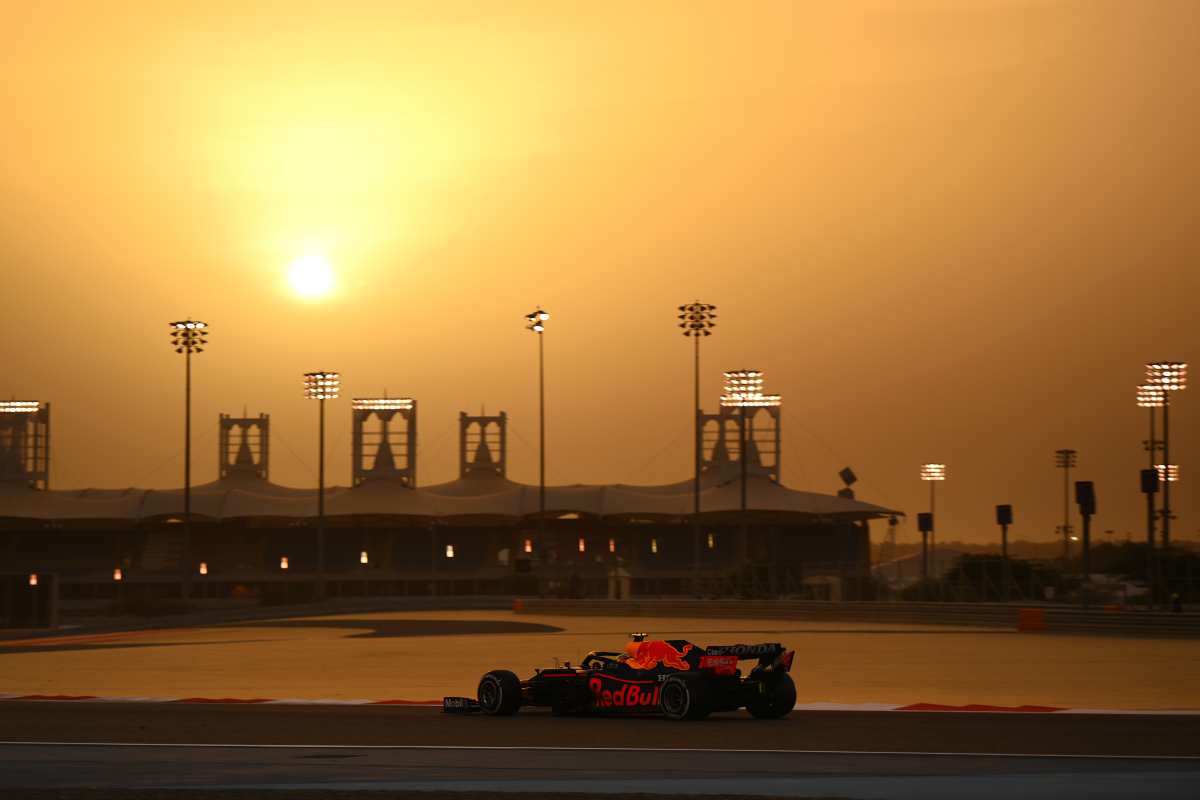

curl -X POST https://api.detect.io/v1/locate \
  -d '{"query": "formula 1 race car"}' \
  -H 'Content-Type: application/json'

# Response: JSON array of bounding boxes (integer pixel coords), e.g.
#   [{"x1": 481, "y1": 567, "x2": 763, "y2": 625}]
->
[{"x1": 443, "y1": 634, "x2": 796, "y2": 721}]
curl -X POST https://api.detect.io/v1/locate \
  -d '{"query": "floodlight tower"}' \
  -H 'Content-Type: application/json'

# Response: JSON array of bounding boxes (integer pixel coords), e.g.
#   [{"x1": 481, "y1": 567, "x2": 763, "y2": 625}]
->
[
  {"x1": 1054, "y1": 449, "x2": 1077, "y2": 563},
  {"x1": 919, "y1": 463, "x2": 945, "y2": 571},
  {"x1": 679, "y1": 302, "x2": 716, "y2": 587},
  {"x1": 525, "y1": 309, "x2": 550, "y2": 543},
  {"x1": 351, "y1": 397, "x2": 417, "y2": 487},
  {"x1": 1146, "y1": 362, "x2": 1187, "y2": 548},
  {"x1": 0, "y1": 400, "x2": 50, "y2": 489},
  {"x1": 304, "y1": 371, "x2": 339, "y2": 595},
  {"x1": 720, "y1": 371, "x2": 782, "y2": 512},
  {"x1": 170, "y1": 319, "x2": 208, "y2": 598}
]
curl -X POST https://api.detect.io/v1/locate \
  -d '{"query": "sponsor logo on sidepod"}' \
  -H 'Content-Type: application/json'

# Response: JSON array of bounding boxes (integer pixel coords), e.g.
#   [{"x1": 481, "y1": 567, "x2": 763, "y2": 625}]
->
[{"x1": 589, "y1": 677, "x2": 660, "y2": 708}]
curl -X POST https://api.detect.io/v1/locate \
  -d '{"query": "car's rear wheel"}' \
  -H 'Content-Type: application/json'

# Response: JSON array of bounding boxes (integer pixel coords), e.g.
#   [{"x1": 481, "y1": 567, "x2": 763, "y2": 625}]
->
[
  {"x1": 477, "y1": 669, "x2": 522, "y2": 716},
  {"x1": 659, "y1": 674, "x2": 713, "y2": 721},
  {"x1": 745, "y1": 672, "x2": 796, "y2": 719}
]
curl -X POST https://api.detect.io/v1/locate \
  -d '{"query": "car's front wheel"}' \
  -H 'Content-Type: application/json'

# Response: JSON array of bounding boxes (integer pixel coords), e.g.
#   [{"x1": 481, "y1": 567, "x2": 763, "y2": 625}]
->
[
  {"x1": 659, "y1": 674, "x2": 713, "y2": 721},
  {"x1": 477, "y1": 669, "x2": 522, "y2": 716}
]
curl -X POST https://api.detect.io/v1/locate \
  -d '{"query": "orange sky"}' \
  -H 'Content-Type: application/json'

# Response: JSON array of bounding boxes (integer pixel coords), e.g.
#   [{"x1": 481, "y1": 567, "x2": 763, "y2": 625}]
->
[{"x1": 1, "y1": 1, "x2": 1196, "y2": 544}]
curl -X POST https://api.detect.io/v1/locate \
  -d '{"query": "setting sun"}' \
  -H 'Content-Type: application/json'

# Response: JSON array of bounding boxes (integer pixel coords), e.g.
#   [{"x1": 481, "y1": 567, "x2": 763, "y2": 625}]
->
[{"x1": 287, "y1": 254, "x2": 335, "y2": 300}]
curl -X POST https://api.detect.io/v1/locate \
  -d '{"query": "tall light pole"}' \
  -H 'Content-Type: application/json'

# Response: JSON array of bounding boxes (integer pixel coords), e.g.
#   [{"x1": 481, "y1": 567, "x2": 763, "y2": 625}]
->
[
  {"x1": 525, "y1": 309, "x2": 549, "y2": 546},
  {"x1": 995, "y1": 504, "x2": 1013, "y2": 602},
  {"x1": 1146, "y1": 362, "x2": 1187, "y2": 549},
  {"x1": 919, "y1": 463, "x2": 945, "y2": 581},
  {"x1": 170, "y1": 319, "x2": 208, "y2": 601},
  {"x1": 678, "y1": 302, "x2": 715, "y2": 587},
  {"x1": 1137, "y1": 384, "x2": 1164, "y2": 550},
  {"x1": 304, "y1": 371, "x2": 339, "y2": 598},
  {"x1": 1054, "y1": 449, "x2": 1077, "y2": 564},
  {"x1": 1153, "y1": 462, "x2": 1179, "y2": 605}
]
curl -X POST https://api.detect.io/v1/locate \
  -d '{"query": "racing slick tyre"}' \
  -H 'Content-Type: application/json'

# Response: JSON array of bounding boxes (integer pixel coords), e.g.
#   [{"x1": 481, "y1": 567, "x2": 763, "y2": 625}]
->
[
  {"x1": 659, "y1": 674, "x2": 713, "y2": 721},
  {"x1": 745, "y1": 672, "x2": 796, "y2": 719},
  {"x1": 477, "y1": 669, "x2": 522, "y2": 716}
]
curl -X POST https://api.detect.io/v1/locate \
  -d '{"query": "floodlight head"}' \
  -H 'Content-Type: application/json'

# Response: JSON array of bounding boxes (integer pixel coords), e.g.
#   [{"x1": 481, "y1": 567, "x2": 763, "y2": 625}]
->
[
  {"x1": 679, "y1": 301, "x2": 717, "y2": 338},
  {"x1": 352, "y1": 397, "x2": 414, "y2": 411},
  {"x1": 1155, "y1": 464, "x2": 1180, "y2": 483},
  {"x1": 1054, "y1": 449, "x2": 1078, "y2": 469},
  {"x1": 0, "y1": 401, "x2": 41, "y2": 414},
  {"x1": 304, "y1": 371, "x2": 340, "y2": 400},
  {"x1": 720, "y1": 369, "x2": 781, "y2": 407},
  {"x1": 919, "y1": 463, "x2": 946, "y2": 481},
  {"x1": 1147, "y1": 362, "x2": 1188, "y2": 392},
  {"x1": 526, "y1": 307, "x2": 549, "y2": 333},
  {"x1": 1137, "y1": 384, "x2": 1166, "y2": 408},
  {"x1": 169, "y1": 319, "x2": 209, "y2": 354}
]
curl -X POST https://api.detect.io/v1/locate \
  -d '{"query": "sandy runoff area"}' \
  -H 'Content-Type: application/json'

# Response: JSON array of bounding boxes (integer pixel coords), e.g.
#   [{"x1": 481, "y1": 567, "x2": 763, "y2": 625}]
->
[{"x1": 2, "y1": 610, "x2": 1198, "y2": 710}]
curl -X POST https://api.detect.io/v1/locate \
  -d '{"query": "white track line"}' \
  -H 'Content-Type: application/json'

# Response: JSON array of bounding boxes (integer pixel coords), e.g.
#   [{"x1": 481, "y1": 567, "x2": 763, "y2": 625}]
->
[{"x1": 0, "y1": 741, "x2": 1197, "y2": 761}]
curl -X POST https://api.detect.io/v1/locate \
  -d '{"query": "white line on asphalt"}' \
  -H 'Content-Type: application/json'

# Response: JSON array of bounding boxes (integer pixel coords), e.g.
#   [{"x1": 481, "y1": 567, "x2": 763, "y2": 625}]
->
[{"x1": 0, "y1": 742, "x2": 1197, "y2": 760}]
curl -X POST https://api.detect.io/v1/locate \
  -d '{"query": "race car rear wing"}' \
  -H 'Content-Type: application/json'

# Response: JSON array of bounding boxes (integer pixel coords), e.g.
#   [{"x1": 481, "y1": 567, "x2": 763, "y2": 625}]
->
[{"x1": 702, "y1": 643, "x2": 793, "y2": 672}]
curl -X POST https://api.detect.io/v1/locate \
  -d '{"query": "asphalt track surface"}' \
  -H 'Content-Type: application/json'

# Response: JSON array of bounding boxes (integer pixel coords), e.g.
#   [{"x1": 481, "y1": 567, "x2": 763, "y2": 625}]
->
[{"x1": 4, "y1": 703, "x2": 1199, "y2": 798}]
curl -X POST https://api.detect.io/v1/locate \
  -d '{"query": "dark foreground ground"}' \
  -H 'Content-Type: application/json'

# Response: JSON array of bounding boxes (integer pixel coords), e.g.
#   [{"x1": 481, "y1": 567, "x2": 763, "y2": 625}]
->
[
  {"x1": 3, "y1": 703, "x2": 1199, "y2": 799},
  {"x1": 2, "y1": 702, "x2": 1197, "y2": 755}
]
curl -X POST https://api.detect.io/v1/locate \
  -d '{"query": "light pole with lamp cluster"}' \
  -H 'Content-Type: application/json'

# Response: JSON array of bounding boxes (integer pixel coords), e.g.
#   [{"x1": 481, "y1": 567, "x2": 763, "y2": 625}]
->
[
  {"x1": 170, "y1": 319, "x2": 208, "y2": 601},
  {"x1": 1054, "y1": 449, "x2": 1077, "y2": 565},
  {"x1": 1137, "y1": 384, "x2": 1164, "y2": 556},
  {"x1": 678, "y1": 302, "x2": 716, "y2": 589},
  {"x1": 304, "y1": 371, "x2": 339, "y2": 598},
  {"x1": 1146, "y1": 362, "x2": 1187, "y2": 549},
  {"x1": 525, "y1": 309, "x2": 550, "y2": 548},
  {"x1": 1155, "y1": 461, "x2": 1179, "y2": 591},
  {"x1": 919, "y1": 463, "x2": 945, "y2": 586}
]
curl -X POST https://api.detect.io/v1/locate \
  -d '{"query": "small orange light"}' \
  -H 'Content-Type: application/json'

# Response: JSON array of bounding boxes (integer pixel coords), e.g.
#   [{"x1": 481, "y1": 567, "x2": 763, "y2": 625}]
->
[
  {"x1": 113, "y1": 568, "x2": 123, "y2": 581},
  {"x1": 28, "y1": 573, "x2": 38, "y2": 586},
  {"x1": 198, "y1": 562, "x2": 208, "y2": 575},
  {"x1": 608, "y1": 538, "x2": 616, "y2": 553},
  {"x1": 445, "y1": 544, "x2": 455, "y2": 558},
  {"x1": 280, "y1": 556, "x2": 289, "y2": 570},
  {"x1": 360, "y1": 550, "x2": 369, "y2": 564},
  {"x1": 523, "y1": 538, "x2": 533, "y2": 554},
  {"x1": 578, "y1": 537, "x2": 586, "y2": 553}
]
